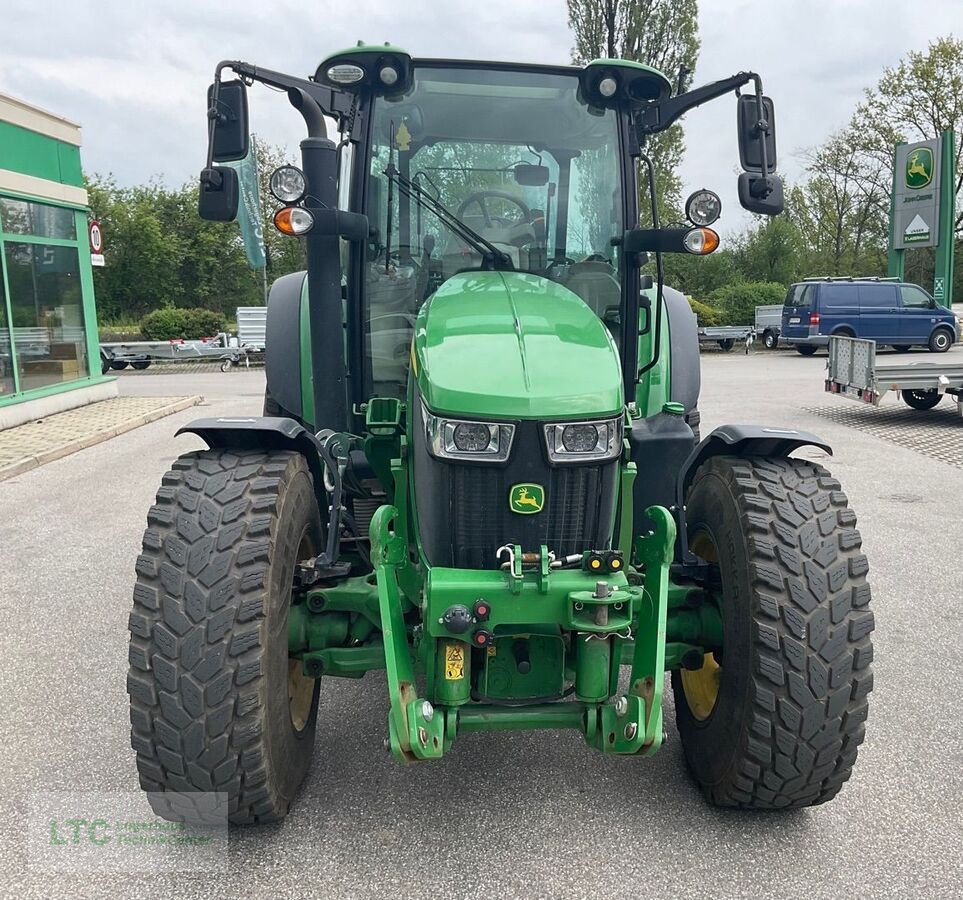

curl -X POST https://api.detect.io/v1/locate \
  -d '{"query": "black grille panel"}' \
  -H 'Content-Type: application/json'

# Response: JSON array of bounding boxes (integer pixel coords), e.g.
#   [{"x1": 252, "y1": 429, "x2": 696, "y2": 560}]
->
[
  {"x1": 450, "y1": 464, "x2": 605, "y2": 569},
  {"x1": 413, "y1": 410, "x2": 618, "y2": 570}
]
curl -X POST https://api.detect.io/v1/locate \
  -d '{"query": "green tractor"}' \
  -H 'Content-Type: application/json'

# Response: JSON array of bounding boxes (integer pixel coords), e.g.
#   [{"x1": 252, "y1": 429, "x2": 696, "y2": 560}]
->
[{"x1": 127, "y1": 46, "x2": 874, "y2": 823}]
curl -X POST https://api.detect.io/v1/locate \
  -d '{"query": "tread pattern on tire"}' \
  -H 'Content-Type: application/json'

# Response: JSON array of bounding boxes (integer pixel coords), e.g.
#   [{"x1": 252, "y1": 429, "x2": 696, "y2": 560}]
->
[
  {"x1": 127, "y1": 449, "x2": 306, "y2": 824},
  {"x1": 682, "y1": 456, "x2": 874, "y2": 808}
]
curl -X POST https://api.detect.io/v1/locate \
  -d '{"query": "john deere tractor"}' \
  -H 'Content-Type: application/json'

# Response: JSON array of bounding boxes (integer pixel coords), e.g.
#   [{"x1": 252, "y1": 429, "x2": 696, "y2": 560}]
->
[{"x1": 126, "y1": 45, "x2": 874, "y2": 823}]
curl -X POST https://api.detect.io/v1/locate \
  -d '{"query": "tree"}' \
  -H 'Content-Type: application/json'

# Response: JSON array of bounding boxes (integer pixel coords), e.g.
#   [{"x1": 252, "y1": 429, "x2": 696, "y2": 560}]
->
[
  {"x1": 794, "y1": 135, "x2": 888, "y2": 277},
  {"x1": 731, "y1": 209, "x2": 806, "y2": 286},
  {"x1": 567, "y1": 0, "x2": 700, "y2": 219},
  {"x1": 853, "y1": 36, "x2": 963, "y2": 233},
  {"x1": 86, "y1": 175, "x2": 263, "y2": 323}
]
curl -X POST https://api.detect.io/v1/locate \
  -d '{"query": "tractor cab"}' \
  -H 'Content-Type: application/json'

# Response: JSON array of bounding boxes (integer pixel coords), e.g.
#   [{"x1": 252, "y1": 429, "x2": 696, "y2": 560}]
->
[{"x1": 127, "y1": 44, "x2": 872, "y2": 826}]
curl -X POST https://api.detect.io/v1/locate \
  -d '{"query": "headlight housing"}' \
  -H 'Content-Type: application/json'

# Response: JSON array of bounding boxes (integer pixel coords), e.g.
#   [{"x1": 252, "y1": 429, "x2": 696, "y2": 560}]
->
[
  {"x1": 423, "y1": 406, "x2": 514, "y2": 462},
  {"x1": 269, "y1": 166, "x2": 307, "y2": 204},
  {"x1": 544, "y1": 418, "x2": 622, "y2": 463}
]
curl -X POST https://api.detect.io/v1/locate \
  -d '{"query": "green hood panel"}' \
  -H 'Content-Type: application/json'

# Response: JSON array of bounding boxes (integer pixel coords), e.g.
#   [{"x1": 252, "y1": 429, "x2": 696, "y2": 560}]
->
[{"x1": 414, "y1": 272, "x2": 623, "y2": 419}]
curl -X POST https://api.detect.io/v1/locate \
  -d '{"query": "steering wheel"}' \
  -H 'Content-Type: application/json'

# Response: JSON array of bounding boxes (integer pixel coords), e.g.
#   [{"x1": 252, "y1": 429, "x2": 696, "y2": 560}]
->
[{"x1": 456, "y1": 190, "x2": 532, "y2": 228}]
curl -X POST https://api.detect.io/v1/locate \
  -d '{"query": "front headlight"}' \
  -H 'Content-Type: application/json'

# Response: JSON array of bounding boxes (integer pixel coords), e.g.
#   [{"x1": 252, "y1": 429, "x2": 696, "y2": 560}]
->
[
  {"x1": 423, "y1": 405, "x2": 514, "y2": 462},
  {"x1": 544, "y1": 418, "x2": 621, "y2": 463}
]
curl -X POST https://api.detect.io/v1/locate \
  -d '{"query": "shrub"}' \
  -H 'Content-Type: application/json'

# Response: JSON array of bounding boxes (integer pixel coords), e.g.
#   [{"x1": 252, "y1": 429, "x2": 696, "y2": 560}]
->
[
  {"x1": 140, "y1": 307, "x2": 187, "y2": 341},
  {"x1": 706, "y1": 281, "x2": 787, "y2": 326},
  {"x1": 139, "y1": 307, "x2": 227, "y2": 340},
  {"x1": 687, "y1": 296, "x2": 721, "y2": 327},
  {"x1": 183, "y1": 308, "x2": 227, "y2": 339}
]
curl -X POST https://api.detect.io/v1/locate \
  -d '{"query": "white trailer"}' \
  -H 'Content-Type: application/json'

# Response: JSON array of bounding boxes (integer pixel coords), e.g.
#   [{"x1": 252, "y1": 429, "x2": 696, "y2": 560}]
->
[{"x1": 825, "y1": 335, "x2": 963, "y2": 416}]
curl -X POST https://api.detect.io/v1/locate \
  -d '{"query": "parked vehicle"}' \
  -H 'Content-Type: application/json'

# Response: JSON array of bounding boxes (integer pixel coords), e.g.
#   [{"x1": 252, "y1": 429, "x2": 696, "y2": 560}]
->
[
  {"x1": 755, "y1": 303, "x2": 782, "y2": 348},
  {"x1": 125, "y1": 46, "x2": 874, "y2": 824},
  {"x1": 698, "y1": 324, "x2": 752, "y2": 352},
  {"x1": 780, "y1": 277, "x2": 960, "y2": 355},
  {"x1": 825, "y1": 335, "x2": 963, "y2": 415}
]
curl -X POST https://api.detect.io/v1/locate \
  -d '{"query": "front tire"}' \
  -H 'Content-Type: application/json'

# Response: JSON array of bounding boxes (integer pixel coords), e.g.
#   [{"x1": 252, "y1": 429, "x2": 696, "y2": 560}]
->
[
  {"x1": 928, "y1": 327, "x2": 953, "y2": 353},
  {"x1": 672, "y1": 456, "x2": 874, "y2": 808},
  {"x1": 127, "y1": 449, "x2": 322, "y2": 824}
]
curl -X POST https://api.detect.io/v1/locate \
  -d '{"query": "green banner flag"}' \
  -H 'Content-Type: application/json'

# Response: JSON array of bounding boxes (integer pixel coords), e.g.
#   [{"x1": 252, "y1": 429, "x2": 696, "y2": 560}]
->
[{"x1": 226, "y1": 138, "x2": 266, "y2": 269}]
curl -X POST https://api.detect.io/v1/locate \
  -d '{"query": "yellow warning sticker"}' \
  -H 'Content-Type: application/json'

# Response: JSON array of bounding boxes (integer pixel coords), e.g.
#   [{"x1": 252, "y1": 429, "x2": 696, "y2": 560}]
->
[
  {"x1": 445, "y1": 644, "x2": 465, "y2": 680},
  {"x1": 487, "y1": 645, "x2": 497, "y2": 657}
]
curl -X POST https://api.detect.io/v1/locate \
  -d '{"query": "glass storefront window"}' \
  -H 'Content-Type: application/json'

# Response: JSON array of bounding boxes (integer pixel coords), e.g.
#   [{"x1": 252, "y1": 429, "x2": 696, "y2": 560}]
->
[
  {"x1": 3, "y1": 241, "x2": 88, "y2": 390},
  {"x1": 0, "y1": 274, "x2": 14, "y2": 398},
  {"x1": 0, "y1": 198, "x2": 77, "y2": 240}
]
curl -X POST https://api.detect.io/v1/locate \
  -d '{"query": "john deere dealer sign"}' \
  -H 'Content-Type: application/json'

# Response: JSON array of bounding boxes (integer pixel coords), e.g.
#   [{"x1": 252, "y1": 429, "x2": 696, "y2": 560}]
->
[{"x1": 893, "y1": 139, "x2": 941, "y2": 249}]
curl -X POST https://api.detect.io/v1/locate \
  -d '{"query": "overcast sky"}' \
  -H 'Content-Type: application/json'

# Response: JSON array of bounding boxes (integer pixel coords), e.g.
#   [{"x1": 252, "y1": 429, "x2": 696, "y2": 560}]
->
[{"x1": 2, "y1": 0, "x2": 962, "y2": 234}]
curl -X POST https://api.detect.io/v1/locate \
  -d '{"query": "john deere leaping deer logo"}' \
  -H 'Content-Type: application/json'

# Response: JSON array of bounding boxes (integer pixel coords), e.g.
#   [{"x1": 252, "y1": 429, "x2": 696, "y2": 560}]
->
[
  {"x1": 905, "y1": 147, "x2": 934, "y2": 189},
  {"x1": 509, "y1": 483, "x2": 545, "y2": 514}
]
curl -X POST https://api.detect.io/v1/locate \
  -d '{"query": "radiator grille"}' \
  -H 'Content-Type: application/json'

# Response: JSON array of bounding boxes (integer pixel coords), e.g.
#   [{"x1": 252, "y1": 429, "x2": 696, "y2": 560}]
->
[{"x1": 449, "y1": 464, "x2": 606, "y2": 569}]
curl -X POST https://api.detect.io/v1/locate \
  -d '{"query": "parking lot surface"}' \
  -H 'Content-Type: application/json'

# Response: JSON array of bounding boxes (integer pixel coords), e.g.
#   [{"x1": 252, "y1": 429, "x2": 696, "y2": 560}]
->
[{"x1": 1, "y1": 349, "x2": 961, "y2": 899}]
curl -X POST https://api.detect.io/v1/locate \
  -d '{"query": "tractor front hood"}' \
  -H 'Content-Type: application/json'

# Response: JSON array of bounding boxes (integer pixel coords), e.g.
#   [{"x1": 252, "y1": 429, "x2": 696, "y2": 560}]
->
[{"x1": 413, "y1": 271, "x2": 623, "y2": 419}]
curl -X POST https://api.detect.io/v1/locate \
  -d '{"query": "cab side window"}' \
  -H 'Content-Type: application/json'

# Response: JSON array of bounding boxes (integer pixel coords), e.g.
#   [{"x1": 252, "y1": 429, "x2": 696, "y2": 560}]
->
[{"x1": 900, "y1": 285, "x2": 933, "y2": 309}]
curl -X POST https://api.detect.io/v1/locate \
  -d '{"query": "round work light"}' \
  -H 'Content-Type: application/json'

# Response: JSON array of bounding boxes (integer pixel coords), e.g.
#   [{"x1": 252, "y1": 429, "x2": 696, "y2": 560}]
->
[{"x1": 684, "y1": 189, "x2": 722, "y2": 227}]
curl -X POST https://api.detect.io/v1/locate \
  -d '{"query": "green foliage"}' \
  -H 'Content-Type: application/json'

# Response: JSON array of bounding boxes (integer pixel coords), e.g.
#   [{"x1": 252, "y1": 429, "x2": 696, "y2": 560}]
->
[
  {"x1": 87, "y1": 143, "x2": 306, "y2": 325},
  {"x1": 687, "y1": 296, "x2": 720, "y2": 326},
  {"x1": 706, "y1": 281, "x2": 787, "y2": 326},
  {"x1": 567, "y1": 0, "x2": 700, "y2": 218},
  {"x1": 140, "y1": 307, "x2": 227, "y2": 340},
  {"x1": 140, "y1": 307, "x2": 187, "y2": 340},
  {"x1": 184, "y1": 308, "x2": 227, "y2": 338}
]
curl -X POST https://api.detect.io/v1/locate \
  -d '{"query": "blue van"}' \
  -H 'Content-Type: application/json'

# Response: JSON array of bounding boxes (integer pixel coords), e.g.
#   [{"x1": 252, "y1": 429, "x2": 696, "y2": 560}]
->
[{"x1": 780, "y1": 278, "x2": 960, "y2": 355}]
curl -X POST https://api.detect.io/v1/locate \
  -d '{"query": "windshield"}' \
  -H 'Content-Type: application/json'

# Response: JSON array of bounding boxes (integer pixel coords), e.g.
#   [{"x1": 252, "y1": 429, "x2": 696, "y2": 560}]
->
[{"x1": 363, "y1": 65, "x2": 624, "y2": 397}]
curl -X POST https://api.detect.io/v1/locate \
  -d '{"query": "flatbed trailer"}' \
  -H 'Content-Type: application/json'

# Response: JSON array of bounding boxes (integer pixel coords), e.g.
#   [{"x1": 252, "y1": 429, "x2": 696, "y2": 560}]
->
[
  {"x1": 754, "y1": 303, "x2": 783, "y2": 348},
  {"x1": 101, "y1": 334, "x2": 237, "y2": 371},
  {"x1": 698, "y1": 324, "x2": 754, "y2": 352},
  {"x1": 825, "y1": 335, "x2": 963, "y2": 416}
]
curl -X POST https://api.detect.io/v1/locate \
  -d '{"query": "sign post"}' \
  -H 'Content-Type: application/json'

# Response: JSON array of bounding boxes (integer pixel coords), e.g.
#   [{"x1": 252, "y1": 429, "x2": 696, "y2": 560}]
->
[{"x1": 887, "y1": 130, "x2": 955, "y2": 306}]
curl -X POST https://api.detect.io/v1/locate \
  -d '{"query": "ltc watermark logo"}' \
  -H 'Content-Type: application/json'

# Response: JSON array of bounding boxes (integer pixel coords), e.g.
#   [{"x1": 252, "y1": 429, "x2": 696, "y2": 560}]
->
[
  {"x1": 29, "y1": 792, "x2": 227, "y2": 873},
  {"x1": 906, "y1": 147, "x2": 934, "y2": 189},
  {"x1": 509, "y1": 483, "x2": 544, "y2": 514}
]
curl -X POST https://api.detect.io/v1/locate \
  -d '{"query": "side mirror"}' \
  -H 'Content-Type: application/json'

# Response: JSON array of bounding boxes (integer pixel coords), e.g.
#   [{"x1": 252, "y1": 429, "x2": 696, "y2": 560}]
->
[
  {"x1": 198, "y1": 167, "x2": 239, "y2": 221},
  {"x1": 208, "y1": 80, "x2": 250, "y2": 162},
  {"x1": 737, "y1": 172, "x2": 784, "y2": 215},
  {"x1": 737, "y1": 94, "x2": 776, "y2": 174}
]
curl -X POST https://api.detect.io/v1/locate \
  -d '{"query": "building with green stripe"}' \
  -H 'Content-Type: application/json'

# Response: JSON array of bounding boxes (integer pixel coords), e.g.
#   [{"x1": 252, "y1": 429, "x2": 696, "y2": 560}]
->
[{"x1": 0, "y1": 92, "x2": 115, "y2": 428}]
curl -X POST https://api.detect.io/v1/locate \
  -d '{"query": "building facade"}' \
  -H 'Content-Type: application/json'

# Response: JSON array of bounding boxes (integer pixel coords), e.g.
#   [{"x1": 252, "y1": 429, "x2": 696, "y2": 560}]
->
[{"x1": 0, "y1": 92, "x2": 113, "y2": 428}]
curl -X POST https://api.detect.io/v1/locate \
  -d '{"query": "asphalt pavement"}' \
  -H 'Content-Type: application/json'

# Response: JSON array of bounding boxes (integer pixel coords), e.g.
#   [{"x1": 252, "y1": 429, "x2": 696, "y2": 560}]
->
[{"x1": 1, "y1": 349, "x2": 961, "y2": 899}]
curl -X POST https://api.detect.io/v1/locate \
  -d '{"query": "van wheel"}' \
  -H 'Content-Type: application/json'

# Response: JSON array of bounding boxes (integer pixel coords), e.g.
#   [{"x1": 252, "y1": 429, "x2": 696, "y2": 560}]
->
[
  {"x1": 891, "y1": 345, "x2": 911, "y2": 353},
  {"x1": 763, "y1": 331, "x2": 778, "y2": 350},
  {"x1": 832, "y1": 328, "x2": 855, "y2": 339},
  {"x1": 795, "y1": 346, "x2": 818, "y2": 356},
  {"x1": 901, "y1": 389, "x2": 942, "y2": 411},
  {"x1": 928, "y1": 328, "x2": 953, "y2": 353}
]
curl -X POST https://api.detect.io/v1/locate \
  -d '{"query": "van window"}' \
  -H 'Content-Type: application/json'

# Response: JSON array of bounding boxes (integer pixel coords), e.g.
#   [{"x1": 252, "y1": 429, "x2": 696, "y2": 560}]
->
[
  {"x1": 821, "y1": 283, "x2": 856, "y2": 309},
  {"x1": 785, "y1": 284, "x2": 813, "y2": 307},
  {"x1": 857, "y1": 284, "x2": 897, "y2": 308},
  {"x1": 900, "y1": 285, "x2": 933, "y2": 309}
]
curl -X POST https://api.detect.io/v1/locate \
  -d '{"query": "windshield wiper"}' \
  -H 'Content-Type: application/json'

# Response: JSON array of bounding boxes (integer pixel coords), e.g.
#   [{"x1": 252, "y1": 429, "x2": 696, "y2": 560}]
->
[{"x1": 384, "y1": 164, "x2": 512, "y2": 268}]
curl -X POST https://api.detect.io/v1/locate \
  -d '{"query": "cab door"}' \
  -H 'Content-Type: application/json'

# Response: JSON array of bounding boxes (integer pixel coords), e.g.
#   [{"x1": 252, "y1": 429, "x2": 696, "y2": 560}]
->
[{"x1": 897, "y1": 284, "x2": 937, "y2": 344}]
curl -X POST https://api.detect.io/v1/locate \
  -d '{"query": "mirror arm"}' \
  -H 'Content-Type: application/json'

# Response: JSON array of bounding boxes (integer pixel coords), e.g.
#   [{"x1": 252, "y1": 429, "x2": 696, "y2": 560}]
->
[
  {"x1": 210, "y1": 59, "x2": 341, "y2": 141},
  {"x1": 638, "y1": 71, "x2": 758, "y2": 135}
]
